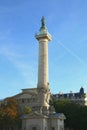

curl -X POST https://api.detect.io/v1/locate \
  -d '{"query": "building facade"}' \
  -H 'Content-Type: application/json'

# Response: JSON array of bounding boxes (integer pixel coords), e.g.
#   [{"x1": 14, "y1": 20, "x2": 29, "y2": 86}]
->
[{"x1": 54, "y1": 87, "x2": 87, "y2": 106}]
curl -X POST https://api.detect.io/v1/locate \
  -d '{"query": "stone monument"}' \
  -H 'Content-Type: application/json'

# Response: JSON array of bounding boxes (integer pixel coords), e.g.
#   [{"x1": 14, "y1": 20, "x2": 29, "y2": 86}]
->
[
  {"x1": 22, "y1": 17, "x2": 65, "y2": 130},
  {"x1": 35, "y1": 16, "x2": 51, "y2": 114}
]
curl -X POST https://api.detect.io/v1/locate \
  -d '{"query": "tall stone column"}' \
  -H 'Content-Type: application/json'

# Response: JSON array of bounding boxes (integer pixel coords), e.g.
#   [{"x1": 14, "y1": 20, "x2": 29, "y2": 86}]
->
[
  {"x1": 36, "y1": 16, "x2": 52, "y2": 91},
  {"x1": 35, "y1": 17, "x2": 52, "y2": 112}
]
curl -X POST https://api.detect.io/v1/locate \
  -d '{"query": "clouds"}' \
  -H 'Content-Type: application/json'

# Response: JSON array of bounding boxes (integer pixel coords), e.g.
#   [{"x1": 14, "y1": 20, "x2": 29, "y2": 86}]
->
[
  {"x1": 0, "y1": 43, "x2": 37, "y2": 88},
  {"x1": 0, "y1": 0, "x2": 87, "y2": 99}
]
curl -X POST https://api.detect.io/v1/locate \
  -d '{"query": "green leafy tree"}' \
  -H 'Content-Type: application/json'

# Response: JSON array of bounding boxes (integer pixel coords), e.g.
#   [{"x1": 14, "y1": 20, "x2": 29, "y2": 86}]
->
[
  {"x1": 24, "y1": 106, "x2": 32, "y2": 114},
  {"x1": 53, "y1": 99, "x2": 87, "y2": 130}
]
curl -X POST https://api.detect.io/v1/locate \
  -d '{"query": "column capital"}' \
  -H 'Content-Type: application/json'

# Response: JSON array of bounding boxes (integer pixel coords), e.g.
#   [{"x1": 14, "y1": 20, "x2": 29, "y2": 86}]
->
[
  {"x1": 35, "y1": 16, "x2": 52, "y2": 41},
  {"x1": 35, "y1": 33, "x2": 52, "y2": 41}
]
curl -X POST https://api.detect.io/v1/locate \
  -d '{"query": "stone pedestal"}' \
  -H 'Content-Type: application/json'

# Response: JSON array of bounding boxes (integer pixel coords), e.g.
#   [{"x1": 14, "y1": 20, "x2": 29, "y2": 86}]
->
[{"x1": 22, "y1": 112, "x2": 65, "y2": 130}]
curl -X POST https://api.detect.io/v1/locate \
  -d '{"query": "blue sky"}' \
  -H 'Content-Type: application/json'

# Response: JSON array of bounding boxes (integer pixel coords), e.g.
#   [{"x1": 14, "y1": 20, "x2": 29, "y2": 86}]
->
[{"x1": 0, "y1": 0, "x2": 87, "y2": 99}]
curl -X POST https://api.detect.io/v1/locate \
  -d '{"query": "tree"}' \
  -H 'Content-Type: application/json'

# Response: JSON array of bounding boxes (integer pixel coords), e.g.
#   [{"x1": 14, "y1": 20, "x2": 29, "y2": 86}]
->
[
  {"x1": 0, "y1": 98, "x2": 21, "y2": 129},
  {"x1": 24, "y1": 106, "x2": 32, "y2": 114},
  {"x1": 53, "y1": 99, "x2": 87, "y2": 130}
]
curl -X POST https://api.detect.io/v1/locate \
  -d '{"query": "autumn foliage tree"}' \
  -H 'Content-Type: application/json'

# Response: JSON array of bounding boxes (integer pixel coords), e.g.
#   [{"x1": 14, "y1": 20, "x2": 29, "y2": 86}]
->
[{"x1": 0, "y1": 98, "x2": 21, "y2": 128}]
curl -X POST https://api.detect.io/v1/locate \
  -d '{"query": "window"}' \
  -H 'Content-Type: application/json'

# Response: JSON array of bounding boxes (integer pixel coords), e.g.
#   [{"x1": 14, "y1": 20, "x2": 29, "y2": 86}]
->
[
  {"x1": 60, "y1": 126, "x2": 64, "y2": 130},
  {"x1": 11, "y1": 127, "x2": 14, "y2": 130},
  {"x1": 52, "y1": 127, "x2": 55, "y2": 130},
  {"x1": 22, "y1": 99, "x2": 25, "y2": 103},
  {"x1": 27, "y1": 99, "x2": 30, "y2": 103},
  {"x1": 24, "y1": 127, "x2": 26, "y2": 130},
  {"x1": 32, "y1": 127, "x2": 37, "y2": 130}
]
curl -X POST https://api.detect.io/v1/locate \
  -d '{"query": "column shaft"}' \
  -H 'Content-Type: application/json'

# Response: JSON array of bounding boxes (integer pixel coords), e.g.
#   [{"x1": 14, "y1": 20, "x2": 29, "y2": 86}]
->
[{"x1": 37, "y1": 38, "x2": 49, "y2": 90}]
